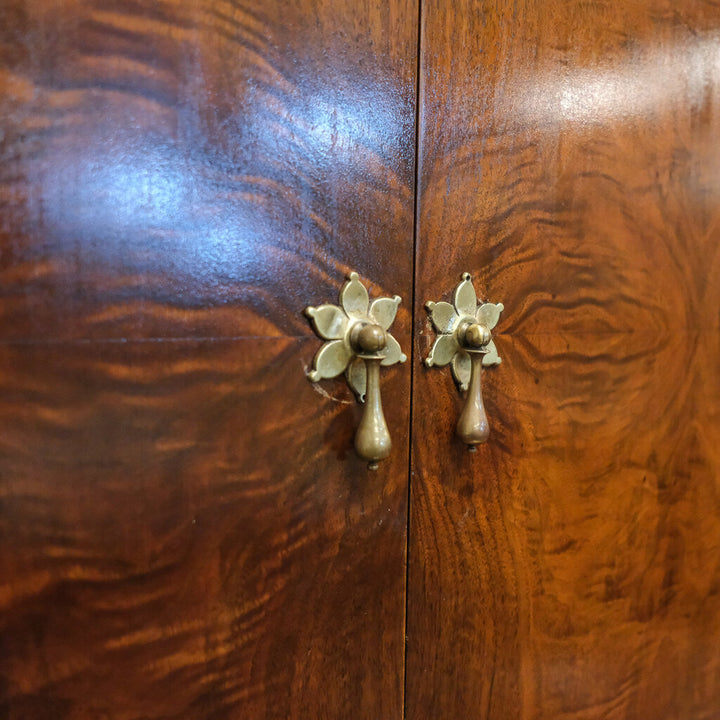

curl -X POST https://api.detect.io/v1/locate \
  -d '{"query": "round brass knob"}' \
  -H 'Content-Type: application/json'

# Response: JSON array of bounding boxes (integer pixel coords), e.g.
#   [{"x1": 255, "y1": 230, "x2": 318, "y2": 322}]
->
[
  {"x1": 460, "y1": 322, "x2": 491, "y2": 349},
  {"x1": 351, "y1": 323, "x2": 387, "y2": 355}
]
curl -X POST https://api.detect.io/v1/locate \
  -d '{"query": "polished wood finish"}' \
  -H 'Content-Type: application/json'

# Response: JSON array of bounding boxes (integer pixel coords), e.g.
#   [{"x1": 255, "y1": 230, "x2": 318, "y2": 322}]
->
[
  {"x1": 0, "y1": 339, "x2": 411, "y2": 717},
  {"x1": 0, "y1": 0, "x2": 417, "y2": 716},
  {"x1": 5, "y1": 0, "x2": 720, "y2": 717},
  {"x1": 409, "y1": 1, "x2": 720, "y2": 718},
  {"x1": 0, "y1": 0, "x2": 418, "y2": 340}
]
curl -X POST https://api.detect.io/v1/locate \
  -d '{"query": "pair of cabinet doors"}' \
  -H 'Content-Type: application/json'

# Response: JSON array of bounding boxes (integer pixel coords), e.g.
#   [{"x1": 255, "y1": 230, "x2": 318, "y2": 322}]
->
[{"x1": 2, "y1": 0, "x2": 720, "y2": 718}]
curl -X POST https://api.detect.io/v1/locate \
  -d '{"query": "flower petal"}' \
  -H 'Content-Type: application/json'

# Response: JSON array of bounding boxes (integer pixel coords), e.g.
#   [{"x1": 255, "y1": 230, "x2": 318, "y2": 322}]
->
[
  {"x1": 304, "y1": 303, "x2": 348, "y2": 340},
  {"x1": 340, "y1": 272, "x2": 369, "y2": 318},
  {"x1": 307, "y1": 340, "x2": 352, "y2": 381},
  {"x1": 345, "y1": 357, "x2": 367, "y2": 401},
  {"x1": 451, "y1": 351, "x2": 472, "y2": 391},
  {"x1": 370, "y1": 295, "x2": 401, "y2": 330},
  {"x1": 425, "y1": 300, "x2": 458, "y2": 334},
  {"x1": 380, "y1": 333, "x2": 407, "y2": 366},
  {"x1": 425, "y1": 333, "x2": 459, "y2": 367},
  {"x1": 476, "y1": 302, "x2": 504, "y2": 331},
  {"x1": 454, "y1": 272, "x2": 478, "y2": 317},
  {"x1": 482, "y1": 339, "x2": 502, "y2": 366}
]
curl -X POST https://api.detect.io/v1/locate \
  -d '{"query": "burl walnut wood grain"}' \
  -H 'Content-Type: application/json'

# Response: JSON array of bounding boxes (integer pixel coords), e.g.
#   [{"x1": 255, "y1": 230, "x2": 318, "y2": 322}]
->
[
  {"x1": 409, "y1": 1, "x2": 720, "y2": 719},
  {"x1": 0, "y1": 0, "x2": 418, "y2": 340},
  {"x1": 0, "y1": 0, "x2": 417, "y2": 717}
]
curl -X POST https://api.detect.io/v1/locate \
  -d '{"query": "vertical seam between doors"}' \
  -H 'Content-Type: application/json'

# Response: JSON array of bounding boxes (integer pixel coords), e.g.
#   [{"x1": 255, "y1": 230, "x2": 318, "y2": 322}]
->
[{"x1": 402, "y1": 0, "x2": 424, "y2": 717}]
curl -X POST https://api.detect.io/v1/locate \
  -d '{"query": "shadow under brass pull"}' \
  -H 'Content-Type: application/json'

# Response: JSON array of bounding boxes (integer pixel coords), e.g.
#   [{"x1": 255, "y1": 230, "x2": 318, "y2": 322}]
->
[
  {"x1": 305, "y1": 272, "x2": 406, "y2": 469},
  {"x1": 425, "y1": 273, "x2": 503, "y2": 450}
]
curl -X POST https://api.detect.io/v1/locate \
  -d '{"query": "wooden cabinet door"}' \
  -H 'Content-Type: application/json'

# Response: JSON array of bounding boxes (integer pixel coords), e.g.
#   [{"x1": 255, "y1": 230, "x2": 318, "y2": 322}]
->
[
  {"x1": 0, "y1": 1, "x2": 417, "y2": 717},
  {"x1": 4, "y1": 1, "x2": 720, "y2": 719},
  {"x1": 408, "y1": 1, "x2": 720, "y2": 718}
]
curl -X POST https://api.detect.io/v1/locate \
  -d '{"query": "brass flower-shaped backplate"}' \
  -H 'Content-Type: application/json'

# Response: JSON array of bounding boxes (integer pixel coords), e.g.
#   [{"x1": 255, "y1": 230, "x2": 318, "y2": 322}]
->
[
  {"x1": 305, "y1": 272, "x2": 407, "y2": 401},
  {"x1": 425, "y1": 272, "x2": 503, "y2": 391}
]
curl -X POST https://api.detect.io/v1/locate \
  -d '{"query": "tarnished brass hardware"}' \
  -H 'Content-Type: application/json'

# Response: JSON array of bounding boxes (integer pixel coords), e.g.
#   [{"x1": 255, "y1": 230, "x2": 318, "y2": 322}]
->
[
  {"x1": 305, "y1": 272, "x2": 407, "y2": 469},
  {"x1": 456, "y1": 351, "x2": 489, "y2": 447},
  {"x1": 425, "y1": 273, "x2": 503, "y2": 450}
]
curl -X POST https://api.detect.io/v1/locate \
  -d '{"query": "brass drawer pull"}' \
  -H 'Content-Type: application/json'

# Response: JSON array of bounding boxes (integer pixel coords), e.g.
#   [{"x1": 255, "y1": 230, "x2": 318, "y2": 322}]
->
[
  {"x1": 305, "y1": 272, "x2": 407, "y2": 469},
  {"x1": 425, "y1": 273, "x2": 503, "y2": 449}
]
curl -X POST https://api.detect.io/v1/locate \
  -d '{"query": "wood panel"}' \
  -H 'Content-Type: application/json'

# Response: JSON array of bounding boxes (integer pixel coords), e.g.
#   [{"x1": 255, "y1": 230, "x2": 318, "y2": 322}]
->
[
  {"x1": 0, "y1": 0, "x2": 417, "y2": 716},
  {"x1": 0, "y1": 0, "x2": 418, "y2": 340},
  {"x1": 408, "y1": 330, "x2": 720, "y2": 719},
  {"x1": 409, "y1": 1, "x2": 720, "y2": 718},
  {"x1": 0, "y1": 338, "x2": 410, "y2": 718},
  {"x1": 415, "y1": 0, "x2": 720, "y2": 336}
]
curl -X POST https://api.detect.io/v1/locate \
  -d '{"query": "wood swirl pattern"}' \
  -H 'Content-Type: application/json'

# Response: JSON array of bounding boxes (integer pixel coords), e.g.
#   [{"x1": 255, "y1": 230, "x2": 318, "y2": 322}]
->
[
  {"x1": 0, "y1": 0, "x2": 418, "y2": 340},
  {"x1": 0, "y1": 338, "x2": 411, "y2": 718},
  {"x1": 409, "y1": 1, "x2": 720, "y2": 718},
  {"x1": 0, "y1": 0, "x2": 417, "y2": 716},
  {"x1": 415, "y1": 0, "x2": 720, "y2": 336},
  {"x1": 409, "y1": 330, "x2": 720, "y2": 719}
]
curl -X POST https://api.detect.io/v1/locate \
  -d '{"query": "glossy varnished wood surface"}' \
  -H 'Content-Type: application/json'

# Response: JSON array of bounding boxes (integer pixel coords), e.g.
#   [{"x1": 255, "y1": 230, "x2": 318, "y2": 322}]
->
[
  {"x1": 415, "y1": 1, "x2": 720, "y2": 336},
  {"x1": 0, "y1": 0, "x2": 418, "y2": 340},
  {"x1": 409, "y1": 2, "x2": 720, "y2": 718},
  {"x1": 0, "y1": 339, "x2": 411, "y2": 718},
  {"x1": 0, "y1": 0, "x2": 417, "y2": 717},
  {"x1": 409, "y1": 331, "x2": 720, "y2": 719}
]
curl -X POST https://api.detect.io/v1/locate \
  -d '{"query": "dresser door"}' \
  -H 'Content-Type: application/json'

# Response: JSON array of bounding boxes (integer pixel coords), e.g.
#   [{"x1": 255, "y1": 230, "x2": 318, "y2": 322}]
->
[
  {"x1": 0, "y1": 1, "x2": 417, "y2": 717},
  {"x1": 408, "y1": 1, "x2": 720, "y2": 717}
]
